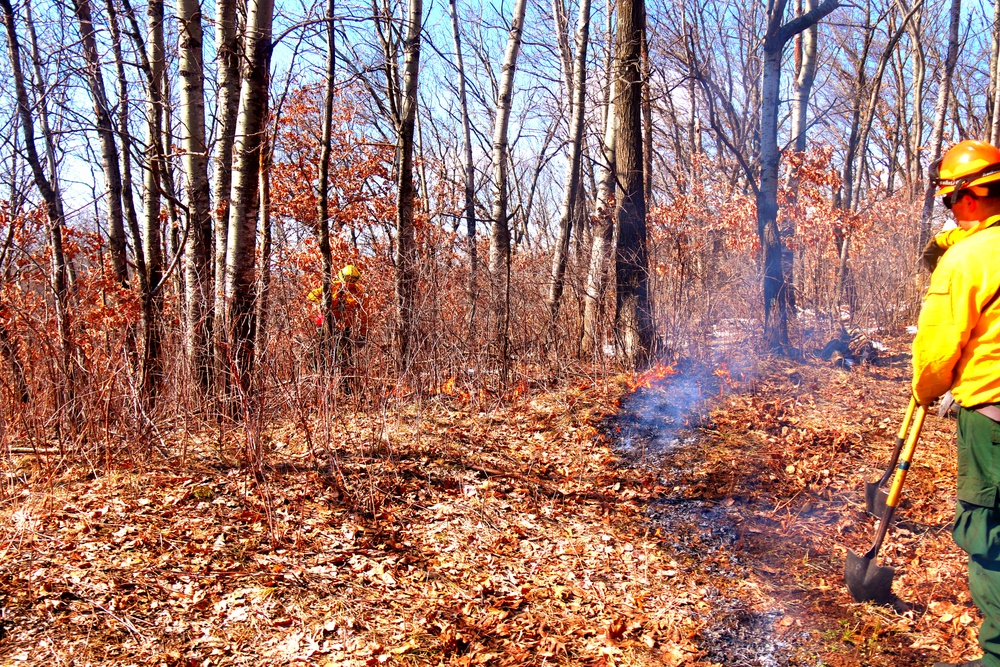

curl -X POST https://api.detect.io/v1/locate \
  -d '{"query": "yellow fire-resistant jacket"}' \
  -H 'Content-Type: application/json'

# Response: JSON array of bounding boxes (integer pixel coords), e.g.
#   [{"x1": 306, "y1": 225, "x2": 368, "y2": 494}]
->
[{"x1": 912, "y1": 213, "x2": 1000, "y2": 407}]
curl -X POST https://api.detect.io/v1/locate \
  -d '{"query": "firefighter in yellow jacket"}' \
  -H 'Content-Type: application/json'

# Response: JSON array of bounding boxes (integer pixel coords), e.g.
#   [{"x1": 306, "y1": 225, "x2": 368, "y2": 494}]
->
[
  {"x1": 915, "y1": 140, "x2": 1000, "y2": 667},
  {"x1": 308, "y1": 264, "x2": 368, "y2": 375}
]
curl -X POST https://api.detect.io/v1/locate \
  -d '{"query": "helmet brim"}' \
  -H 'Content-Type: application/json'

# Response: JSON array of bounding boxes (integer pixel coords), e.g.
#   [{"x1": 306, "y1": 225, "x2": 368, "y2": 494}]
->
[{"x1": 966, "y1": 171, "x2": 1000, "y2": 190}]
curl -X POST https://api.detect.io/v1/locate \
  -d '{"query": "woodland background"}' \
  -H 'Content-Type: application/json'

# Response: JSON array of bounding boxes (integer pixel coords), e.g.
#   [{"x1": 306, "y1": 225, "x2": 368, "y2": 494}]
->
[
  {"x1": 0, "y1": 0, "x2": 994, "y2": 664},
  {"x1": 0, "y1": 0, "x2": 986, "y2": 466}
]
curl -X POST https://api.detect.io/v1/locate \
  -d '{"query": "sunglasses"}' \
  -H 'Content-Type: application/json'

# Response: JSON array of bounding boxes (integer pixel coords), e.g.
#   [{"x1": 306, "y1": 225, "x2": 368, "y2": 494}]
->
[{"x1": 942, "y1": 192, "x2": 980, "y2": 210}]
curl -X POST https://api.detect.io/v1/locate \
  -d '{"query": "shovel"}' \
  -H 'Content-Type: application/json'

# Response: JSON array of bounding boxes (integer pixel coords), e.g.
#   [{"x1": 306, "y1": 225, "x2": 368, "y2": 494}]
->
[
  {"x1": 845, "y1": 403, "x2": 926, "y2": 604},
  {"x1": 864, "y1": 396, "x2": 918, "y2": 517}
]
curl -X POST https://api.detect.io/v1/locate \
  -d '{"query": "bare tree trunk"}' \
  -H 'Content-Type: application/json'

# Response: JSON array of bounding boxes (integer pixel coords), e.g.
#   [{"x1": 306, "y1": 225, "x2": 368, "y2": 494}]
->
[
  {"x1": 903, "y1": 6, "x2": 925, "y2": 197},
  {"x1": 394, "y1": 0, "x2": 423, "y2": 372},
  {"x1": 842, "y1": 5, "x2": 916, "y2": 212},
  {"x1": 640, "y1": 11, "x2": 653, "y2": 208},
  {"x1": 255, "y1": 123, "x2": 272, "y2": 363},
  {"x1": 547, "y1": 0, "x2": 592, "y2": 323},
  {"x1": 26, "y1": 0, "x2": 75, "y2": 402},
  {"x1": 919, "y1": 0, "x2": 960, "y2": 244},
  {"x1": 161, "y1": 73, "x2": 183, "y2": 299},
  {"x1": 757, "y1": 0, "x2": 840, "y2": 351},
  {"x1": 448, "y1": 0, "x2": 477, "y2": 325},
  {"x1": 581, "y1": 75, "x2": 616, "y2": 357},
  {"x1": 141, "y1": 0, "x2": 166, "y2": 397},
  {"x1": 488, "y1": 0, "x2": 529, "y2": 376},
  {"x1": 177, "y1": 0, "x2": 213, "y2": 393},
  {"x1": 614, "y1": 0, "x2": 652, "y2": 368},
  {"x1": 782, "y1": 0, "x2": 817, "y2": 314},
  {"x1": 1, "y1": 0, "x2": 74, "y2": 410},
  {"x1": 106, "y1": 0, "x2": 145, "y2": 284},
  {"x1": 225, "y1": 0, "x2": 274, "y2": 397},
  {"x1": 73, "y1": 0, "x2": 128, "y2": 286},
  {"x1": 213, "y1": 0, "x2": 244, "y2": 372},
  {"x1": 0, "y1": 319, "x2": 29, "y2": 404},
  {"x1": 316, "y1": 0, "x2": 336, "y2": 358},
  {"x1": 552, "y1": 0, "x2": 573, "y2": 100},
  {"x1": 789, "y1": 0, "x2": 817, "y2": 157}
]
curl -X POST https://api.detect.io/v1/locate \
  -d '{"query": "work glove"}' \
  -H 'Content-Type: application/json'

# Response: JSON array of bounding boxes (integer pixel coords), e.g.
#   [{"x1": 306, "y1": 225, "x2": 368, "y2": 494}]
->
[{"x1": 921, "y1": 237, "x2": 945, "y2": 273}]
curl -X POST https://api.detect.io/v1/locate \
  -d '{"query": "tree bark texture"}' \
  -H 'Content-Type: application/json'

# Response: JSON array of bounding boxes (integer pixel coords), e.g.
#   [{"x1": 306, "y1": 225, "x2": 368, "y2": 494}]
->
[
  {"x1": 613, "y1": 0, "x2": 653, "y2": 368},
  {"x1": 141, "y1": 0, "x2": 166, "y2": 397},
  {"x1": 73, "y1": 0, "x2": 128, "y2": 286},
  {"x1": 789, "y1": 0, "x2": 817, "y2": 156},
  {"x1": 757, "y1": 0, "x2": 839, "y2": 351},
  {"x1": 582, "y1": 75, "x2": 616, "y2": 357},
  {"x1": 225, "y1": 0, "x2": 274, "y2": 396},
  {"x1": 106, "y1": 0, "x2": 146, "y2": 286},
  {"x1": 393, "y1": 0, "x2": 423, "y2": 371},
  {"x1": 317, "y1": 0, "x2": 337, "y2": 353},
  {"x1": 547, "y1": 0, "x2": 591, "y2": 322},
  {"x1": 177, "y1": 0, "x2": 213, "y2": 392},
  {"x1": 213, "y1": 0, "x2": 244, "y2": 363},
  {"x1": 448, "y1": 0, "x2": 478, "y2": 322},
  {"x1": 488, "y1": 0, "x2": 529, "y2": 374},
  {"x1": 919, "y1": 0, "x2": 960, "y2": 244}
]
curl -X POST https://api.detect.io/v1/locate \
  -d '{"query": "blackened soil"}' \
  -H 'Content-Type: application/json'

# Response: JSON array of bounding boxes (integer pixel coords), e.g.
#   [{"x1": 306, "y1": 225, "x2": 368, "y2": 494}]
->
[
  {"x1": 607, "y1": 357, "x2": 957, "y2": 667},
  {"x1": 609, "y1": 364, "x2": 812, "y2": 666}
]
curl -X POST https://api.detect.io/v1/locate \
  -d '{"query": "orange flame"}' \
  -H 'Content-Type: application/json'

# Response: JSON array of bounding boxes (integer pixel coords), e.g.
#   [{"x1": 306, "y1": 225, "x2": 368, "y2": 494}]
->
[
  {"x1": 503, "y1": 381, "x2": 530, "y2": 401},
  {"x1": 627, "y1": 362, "x2": 678, "y2": 390},
  {"x1": 439, "y1": 376, "x2": 471, "y2": 402}
]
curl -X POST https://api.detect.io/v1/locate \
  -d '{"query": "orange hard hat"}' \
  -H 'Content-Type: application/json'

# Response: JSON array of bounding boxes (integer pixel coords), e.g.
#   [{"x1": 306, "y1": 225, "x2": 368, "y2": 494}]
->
[{"x1": 931, "y1": 140, "x2": 1000, "y2": 197}]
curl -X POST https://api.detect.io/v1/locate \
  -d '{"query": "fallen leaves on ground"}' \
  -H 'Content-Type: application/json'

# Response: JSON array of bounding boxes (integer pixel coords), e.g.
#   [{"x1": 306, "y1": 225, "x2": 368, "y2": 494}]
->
[{"x1": 0, "y1": 344, "x2": 980, "y2": 666}]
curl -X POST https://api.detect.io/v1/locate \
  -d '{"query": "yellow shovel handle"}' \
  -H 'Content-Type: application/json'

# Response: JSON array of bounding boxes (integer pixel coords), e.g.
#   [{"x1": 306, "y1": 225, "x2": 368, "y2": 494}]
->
[
  {"x1": 884, "y1": 404, "x2": 926, "y2": 509},
  {"x1": 896, "y1": 396, "x2": 917, "y2": 443}
]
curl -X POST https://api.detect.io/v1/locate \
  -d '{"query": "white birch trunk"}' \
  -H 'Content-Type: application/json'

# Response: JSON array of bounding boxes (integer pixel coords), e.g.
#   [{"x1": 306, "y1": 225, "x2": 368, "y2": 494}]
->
[
  {"x1": 225, "y1": 0, "x2": 274, "y2": 394},
  {"x1": 581, "y1": 75, "x2": 616, "y2": 357},
  {"x1": 448, "y1": 0, "x2": 477, "y2": 318},
  {"x1": 488, "y1": 0, "x2": 529, "y2": 371},
  {"x1": 919, "y1": 0, "x2": 960, "y2": 243},
  {"x1": 547, "y1": 0, "x2": 592, "y2": 322},
  {"x1": 213, "y1": 0, "x2": 243, "y2": 348},
  {"x1": 177, "y1": 0, "x2": 213, "y2": 391}
]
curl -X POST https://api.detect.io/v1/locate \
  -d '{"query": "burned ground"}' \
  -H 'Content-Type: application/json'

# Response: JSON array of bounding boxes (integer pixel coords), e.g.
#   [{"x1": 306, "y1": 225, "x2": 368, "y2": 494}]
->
[
  {"x1": 0, "y1": 349, "x2": 980, "y2": 666},
  {"x1": 614, "y1": 352, "x2": 975, "y2": 666}
]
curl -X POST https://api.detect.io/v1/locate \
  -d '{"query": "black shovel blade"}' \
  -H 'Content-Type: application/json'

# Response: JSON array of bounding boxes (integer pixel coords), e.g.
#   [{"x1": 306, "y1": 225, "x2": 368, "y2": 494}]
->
[
  {"x1": 845, "y1": 548, "x2": 895, "y2": 604},
  {"x1": 864, "y1": 484, "x2": 890, "y2": 518}
]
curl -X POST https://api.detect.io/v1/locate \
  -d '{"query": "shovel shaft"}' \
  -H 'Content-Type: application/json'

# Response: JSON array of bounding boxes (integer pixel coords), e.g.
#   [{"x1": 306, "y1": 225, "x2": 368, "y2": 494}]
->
[
  {"x1": 896, "y1": 396, "x2": 918, "y2": 443},
  {"x1": 875, "y1": 396, "x2": 918, "y2": 488},
  {"x1": 884, "y1": 404, "x2": 926, "y2": 508}
]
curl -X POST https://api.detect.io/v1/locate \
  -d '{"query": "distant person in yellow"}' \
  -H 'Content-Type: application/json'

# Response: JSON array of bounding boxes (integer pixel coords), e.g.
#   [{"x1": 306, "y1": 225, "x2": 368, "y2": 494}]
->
[
  {"x1": 308, "y1": 264, "x2": 368, "y2": 380},
  {"x1": 914, "y1": 140, "x2": 1000, "y2": 667}
]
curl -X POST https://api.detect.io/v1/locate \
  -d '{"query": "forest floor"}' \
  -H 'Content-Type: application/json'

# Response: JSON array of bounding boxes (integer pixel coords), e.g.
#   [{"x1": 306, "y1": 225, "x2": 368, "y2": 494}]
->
[{"x1": 0, "y1": 340, "x2": 980, "y2": 666}]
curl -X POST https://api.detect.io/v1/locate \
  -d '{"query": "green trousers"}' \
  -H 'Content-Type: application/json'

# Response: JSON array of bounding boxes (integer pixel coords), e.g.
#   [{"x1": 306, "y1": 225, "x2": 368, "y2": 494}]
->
[{"x1": 952, "y1": 407, "x2": 1000, "y2": 667}]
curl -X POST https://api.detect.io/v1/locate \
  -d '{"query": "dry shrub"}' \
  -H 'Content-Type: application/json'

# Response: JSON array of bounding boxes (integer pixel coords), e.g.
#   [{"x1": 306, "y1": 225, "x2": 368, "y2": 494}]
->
[{"x1": 0, "y1": 127, "x2": 924, "y2": 467}]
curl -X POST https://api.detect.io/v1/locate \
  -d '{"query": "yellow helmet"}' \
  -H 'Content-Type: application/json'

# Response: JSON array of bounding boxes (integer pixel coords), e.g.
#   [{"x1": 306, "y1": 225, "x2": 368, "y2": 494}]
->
[
  {"x1": 931, "y1": 140, "x2": 1000, "y2": 198},
  {"x1": 338, "y1": 264, "x2": 361, "y2": 284}
]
